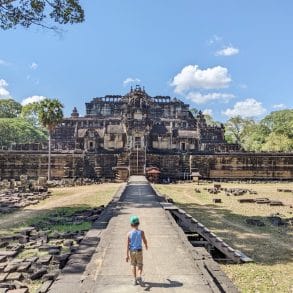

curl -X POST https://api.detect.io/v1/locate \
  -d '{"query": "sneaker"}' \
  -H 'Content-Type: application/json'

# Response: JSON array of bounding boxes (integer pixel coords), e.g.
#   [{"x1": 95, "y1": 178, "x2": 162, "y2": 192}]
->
[
  {"x1": 133, "y1": 278, "x2": 138, "y2": 286},
  {"x1": 137, "y1": 277, "x2": 144, "y2": 287}
]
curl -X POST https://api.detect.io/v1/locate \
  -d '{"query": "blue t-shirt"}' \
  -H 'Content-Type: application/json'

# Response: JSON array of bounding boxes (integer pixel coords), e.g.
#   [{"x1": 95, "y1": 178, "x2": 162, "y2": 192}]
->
[{"x1": 129, "y1": 229, "x2": 142, "y2": 250}]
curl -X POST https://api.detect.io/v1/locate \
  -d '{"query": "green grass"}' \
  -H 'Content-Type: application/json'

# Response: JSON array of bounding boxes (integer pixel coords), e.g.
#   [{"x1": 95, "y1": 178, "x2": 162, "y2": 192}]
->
[{"x1": 25, "y1": 206, "x2": 93, "y2": 232}]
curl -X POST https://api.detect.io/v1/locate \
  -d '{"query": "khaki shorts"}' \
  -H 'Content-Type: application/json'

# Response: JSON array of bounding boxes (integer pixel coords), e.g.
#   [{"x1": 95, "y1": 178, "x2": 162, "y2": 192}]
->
[{"x1": 130, "y1": 250, "x2": 143, "y2": 268}]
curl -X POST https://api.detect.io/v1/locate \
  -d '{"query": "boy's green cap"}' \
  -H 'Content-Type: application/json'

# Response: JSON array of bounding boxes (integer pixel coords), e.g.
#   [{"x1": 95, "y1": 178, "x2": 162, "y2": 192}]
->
[{"x1": 130, "y1": 215, "x2": 139, "y2": 225}]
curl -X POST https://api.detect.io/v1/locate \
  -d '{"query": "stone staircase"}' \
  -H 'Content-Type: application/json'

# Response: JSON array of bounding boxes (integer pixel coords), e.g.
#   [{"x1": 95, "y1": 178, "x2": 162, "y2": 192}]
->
[
  {"x1": 114, "y1": 153, "x2": 129, "y2": 181},
  {"x1": 129, "y1": 150, "x2": 145, "y2": 175},
  {"x1": 180, "y1": 154, "x2": 191, "y2": 180}
]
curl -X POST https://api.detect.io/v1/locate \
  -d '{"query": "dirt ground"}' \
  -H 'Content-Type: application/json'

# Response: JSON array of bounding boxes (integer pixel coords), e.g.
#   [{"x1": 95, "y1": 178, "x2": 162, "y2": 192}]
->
[
  {"x1": 155, "y1": 181, "x2": 293, "y2": 293},
  {"x1": 0, "y1": 183, "x2": 120, "y2": 230}
]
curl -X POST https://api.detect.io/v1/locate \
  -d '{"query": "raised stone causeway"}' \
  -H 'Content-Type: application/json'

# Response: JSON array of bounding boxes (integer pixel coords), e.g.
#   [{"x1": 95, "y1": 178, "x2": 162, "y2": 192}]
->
[{"x1": 50, "y1": 176, "x2": 238, "y2": 293}]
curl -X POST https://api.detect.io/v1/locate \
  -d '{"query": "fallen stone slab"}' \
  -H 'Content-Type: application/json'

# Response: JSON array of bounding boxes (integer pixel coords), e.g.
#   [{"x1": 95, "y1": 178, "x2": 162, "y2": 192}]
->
[
  {"x1": 0, "y1": 250, "x2": 18, "y2": 258},
  {"x1": 37, "y1": 256, "x2": 52, "y2": 265},
  {"x1": 37, "y1": 280, "x2": 54, "y2": 293},
  {"x1": 269, "y1": 201, "x2": 284, "y2": 206},
  {"x1": 31, "y1": 268, "x2": 47, "y2": 280},
  {"x1": 16, "y1": 262, "x2": 31, "y2": 272},
  {"x1": 238, "y1": 198, "x2": 256, "y2": 203},
  {"x1": 213, "y1": 198, "x2": 222, "y2": 203},
  {"x1": 0, "y1": 283, "x2": 15, "y2": 290},
  {"x1": 6, "y1": 289, "x2": 28, "y2": 293},
  {"x1": 0, "y1": 272, "x2": 8, "y2": 281},
  {"x1": 6, "y1": 272, "x2": 23, "y2": 281},
  {"x1": 0, "y1": 263, "x2": 7, "y2": 272},
  {"x1": 42, "y1": 271, "x2": 59, "y2": 281},
  {"x1": 25, "y1": 256, "x2": 38, "y2": 263},
  {"x1": 4, "y1": 264, "x2": 18, "y2": 273},
  {"x1": 0, "y1": 256, "x2": 7, "y2": 263}
]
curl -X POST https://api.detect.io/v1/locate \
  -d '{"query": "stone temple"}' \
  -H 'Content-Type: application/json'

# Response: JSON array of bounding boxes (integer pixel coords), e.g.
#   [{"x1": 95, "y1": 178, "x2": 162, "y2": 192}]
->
[{"x1": 0, "y1": 86, "x2": 292, "y2": 181}]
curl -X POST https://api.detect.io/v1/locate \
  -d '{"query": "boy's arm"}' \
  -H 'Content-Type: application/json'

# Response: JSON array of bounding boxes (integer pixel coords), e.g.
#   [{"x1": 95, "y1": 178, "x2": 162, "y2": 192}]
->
[
  {"x1": 142, "y1": 231, "x2": 148, "y2": 250},
  {"x1": 126, "y1": 233, "x2": 130, "y2": 262}
]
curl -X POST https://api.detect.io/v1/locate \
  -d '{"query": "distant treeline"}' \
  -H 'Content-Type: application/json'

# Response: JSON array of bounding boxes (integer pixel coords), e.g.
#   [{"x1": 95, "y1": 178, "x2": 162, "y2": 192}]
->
[{"x1": 201, "y1": 109, "x2": 293, "y2": 152}]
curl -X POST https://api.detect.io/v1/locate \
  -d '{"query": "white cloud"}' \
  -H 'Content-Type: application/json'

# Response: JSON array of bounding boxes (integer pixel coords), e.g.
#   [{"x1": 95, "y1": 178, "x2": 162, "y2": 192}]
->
[
  {"x1": 186, "y1": 92, "x2": 234, "y2": 104},
  {"x1": 0, "y1": 79, "x2": 10, "y2": 98},
  {"x1": 21, "y1": 95, "x2": 46, "y2": 106},
  {"x1": 223, "y1": 98, "x2": 266, "y2": 118},
  {"x1": 30, "y1": 62, "x2": 38, "y2": 70},
  {"x1": 123, "y1": 77, "x2": 141, "y2": 86},
  {"x1": 215, "y1": 46, "x2": 239, "y2": 56},
  {"x1": 273, "y1": 103, "x2": 286, "y2": 109},
  {"x1": 203, "y1": 109, "x2": 213, "y2": 116},
  {"x1": 171, "y1": 65, "x2": 232, "y2": 94}
]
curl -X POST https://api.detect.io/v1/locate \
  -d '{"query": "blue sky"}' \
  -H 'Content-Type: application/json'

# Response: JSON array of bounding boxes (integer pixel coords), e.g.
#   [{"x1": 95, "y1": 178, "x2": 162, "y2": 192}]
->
[{"x1": 0, "y1": 0, "x2": 292, "y2": 121}]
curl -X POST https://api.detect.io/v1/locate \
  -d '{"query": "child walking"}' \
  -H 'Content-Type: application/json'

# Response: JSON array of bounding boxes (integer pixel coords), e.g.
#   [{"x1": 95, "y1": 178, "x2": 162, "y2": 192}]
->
[{"x1": 126, "y1": 215, "x2": 148, "y2": 286}]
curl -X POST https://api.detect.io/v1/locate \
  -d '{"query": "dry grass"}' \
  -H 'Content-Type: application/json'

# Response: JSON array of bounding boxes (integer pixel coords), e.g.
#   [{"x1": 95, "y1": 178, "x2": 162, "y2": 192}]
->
[
  {"x1": 155, "y1": 181, "x2": 293, "y2": 293},
  {"x1": 0, "y1": 183, "x2": 121, "y2": 231}
]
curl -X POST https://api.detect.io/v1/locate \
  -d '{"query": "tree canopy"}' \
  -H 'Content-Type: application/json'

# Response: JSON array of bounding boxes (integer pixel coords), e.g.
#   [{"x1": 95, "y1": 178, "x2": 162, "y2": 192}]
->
[
  {"x1": 224, "y1": 109, "x2": 293, "y2": 152},
  {"x1": 38, "y1": 98, "x2": 63, "y2": 132},
  {"x1": 0, "y1": 118, "x2": 47, "y2": 146},
  {"x1": 0, "y1": 99, "x2": 22, "y2": 118},
  {"x1": 0, "y1": 0, "x2": 84, "y2": 30}
]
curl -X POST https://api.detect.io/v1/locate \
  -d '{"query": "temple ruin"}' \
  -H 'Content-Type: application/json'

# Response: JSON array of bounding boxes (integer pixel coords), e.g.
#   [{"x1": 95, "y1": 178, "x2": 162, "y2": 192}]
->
[{"x1": 0, "y1": 86, "x2": 292, "y2": 181}]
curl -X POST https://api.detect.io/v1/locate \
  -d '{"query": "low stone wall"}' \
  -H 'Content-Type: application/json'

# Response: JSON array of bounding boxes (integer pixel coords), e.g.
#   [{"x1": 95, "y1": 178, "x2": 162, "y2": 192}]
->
[
  {"x1": 0, "y1": 151, "x2": 292, "y2": 180},
  {"x1": 190, "y1": 153, "x2": 293, "y2": 180}
]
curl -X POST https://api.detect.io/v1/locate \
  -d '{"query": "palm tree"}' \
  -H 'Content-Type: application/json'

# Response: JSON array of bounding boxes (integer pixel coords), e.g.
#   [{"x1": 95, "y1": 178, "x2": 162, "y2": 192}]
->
[{"x1": 38, "y1": 99, "x2": 63, "y2": 180}]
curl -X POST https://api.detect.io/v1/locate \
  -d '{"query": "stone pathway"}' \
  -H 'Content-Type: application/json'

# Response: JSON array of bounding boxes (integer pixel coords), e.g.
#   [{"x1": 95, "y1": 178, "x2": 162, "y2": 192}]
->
[{"x1": 50, "y1": 176, "x2": 215, "y2": 292}]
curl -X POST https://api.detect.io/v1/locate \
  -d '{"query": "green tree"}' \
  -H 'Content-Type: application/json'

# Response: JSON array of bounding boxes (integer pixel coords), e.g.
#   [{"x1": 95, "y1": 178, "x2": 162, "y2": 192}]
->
[
  {"x1": 224, "y1": 116, "x2": 254, "y2": 145},
  {"x1": 261, "y1": 110, "x2": 293, "y2": 138},
  {"x1": 38, "y1": 98, "x2": 63, "y2": 180},
  {"x1": 0, "y1": 118, "x2": 47, "y2": 146},
  {"x1": 0, "y1": 0, "x2": 84, "y2": 30},
  {"x1": 262, "y1": 133, "x2": 293, "y2": 152},
  {"x1": 21, "y1": 101, "x2": 42, "y2": 127},
  {"x1": 0, "y1": 99, "x2": 22, "y2": 118}
]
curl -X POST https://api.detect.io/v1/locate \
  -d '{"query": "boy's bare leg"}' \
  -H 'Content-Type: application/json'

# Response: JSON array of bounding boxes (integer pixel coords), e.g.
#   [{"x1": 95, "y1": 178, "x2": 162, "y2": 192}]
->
[
  {"x1": 138, "y1": 266, "x2": 143, "y2": 278},
  {"x1": 132, "y1": 266, "x2": 137, "y2": 279}
]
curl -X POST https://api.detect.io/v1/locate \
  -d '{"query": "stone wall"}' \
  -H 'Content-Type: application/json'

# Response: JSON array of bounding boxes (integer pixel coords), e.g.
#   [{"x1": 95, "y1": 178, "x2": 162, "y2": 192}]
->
[
  {"x1": 0, "y1": 151, "x2": 292, "y2": 181},
  {"x1": 190, "y1": 153, "x2": 293, "y2": 180}
]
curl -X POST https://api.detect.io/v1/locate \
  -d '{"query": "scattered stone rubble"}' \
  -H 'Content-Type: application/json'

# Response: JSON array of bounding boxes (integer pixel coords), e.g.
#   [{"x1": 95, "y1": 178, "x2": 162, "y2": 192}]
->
[
  {"x1": 237, "y1": 198, "x2": 284, "y2": 206},
  {"x1": 277, "y1": 188, "x2": 293, "y2": 193},
  {"x1": 0, "y1": 207, "x2": 104, "y2": 293},
  {"x1": 0, "y1": 176, "x2": 50, "y2": 214},
  {"x1": 205, "y1": 184, "x2": 258, "y2": 196}
]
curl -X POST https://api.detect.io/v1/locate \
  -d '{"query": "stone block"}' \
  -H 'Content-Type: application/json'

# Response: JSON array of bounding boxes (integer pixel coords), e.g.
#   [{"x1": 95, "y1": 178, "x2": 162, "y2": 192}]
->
[
  {"x1": 30, "y1": 268, "x2": 47, "y2": 280},
  {"x1": 0, "y1": 272, "x2": 8, "y2": 282},
  {"x1": 6, "y1": 272, "x2": 23, "y2": 281},
  {"x1": 0, "y1": 251, "x2": 18, "y2": 258},
  {"x1": 37, "y1": 280, "x2": 53, "y2": 293}
]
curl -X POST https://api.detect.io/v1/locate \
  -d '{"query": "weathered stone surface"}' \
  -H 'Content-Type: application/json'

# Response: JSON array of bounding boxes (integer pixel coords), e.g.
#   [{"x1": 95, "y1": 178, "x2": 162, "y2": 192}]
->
[
  {"x1": 37, "y1": 280, "x2": 53, "y2": 293},
  {"x1": 6, "y1": 272, "x2": 23, "y2": 281},
  {"x1": 0, "y1": 272, "x2": 8, "y2": 282},
  {"x1": 30, "y1": 268, "x2": 47, "y2": 280},
  {"x1": 6, "y1": 289, "x2": 28, "y2": 293},
  {"x1": 4, "y1": 264, "x2": 18, "y2": 273},
  {"x1": 16, "y1": 262, "x2": 31, "y2": 272},
  {"x1": 37, "y1": 256, "x2": 52, "y2": 265},
  {"x1": 0, "y1": 251, "x2": 18, "y2": 258},
  {"x1": 0, "y1": 256, "x2": 7, "y2": 263}
]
